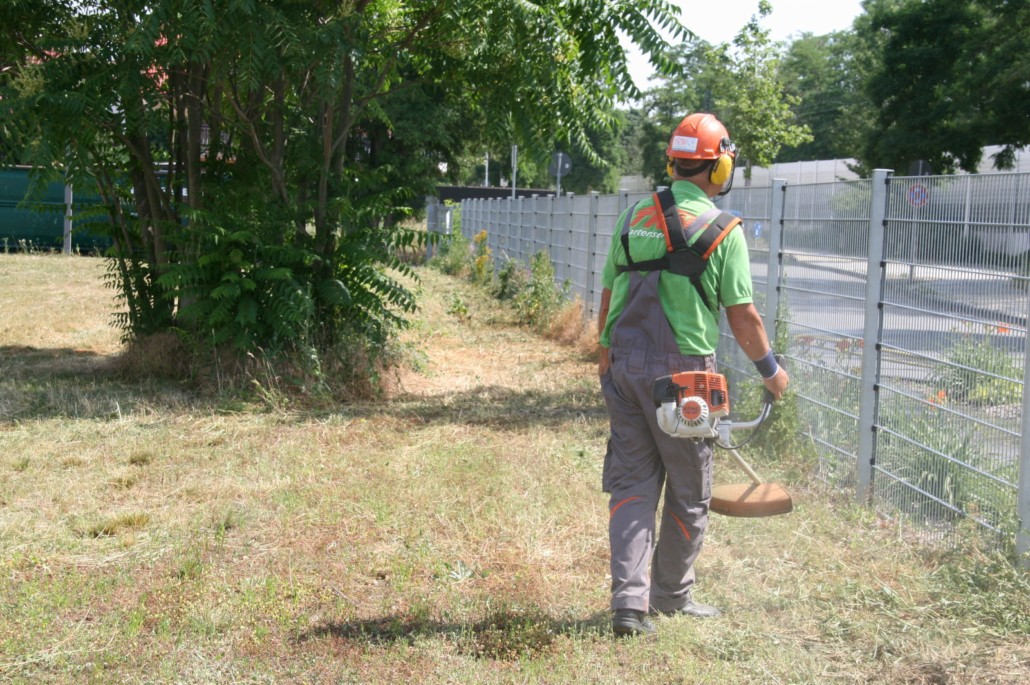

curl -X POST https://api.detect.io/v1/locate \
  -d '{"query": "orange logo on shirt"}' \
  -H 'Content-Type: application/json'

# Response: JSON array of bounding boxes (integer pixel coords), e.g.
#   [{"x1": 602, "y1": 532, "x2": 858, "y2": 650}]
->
[
  {"x1": 632, "y1": 204, "x2": 696, "y2": 232},
  {"x1": 630, "y1": 204, "x2": 662, "y2": 231}
]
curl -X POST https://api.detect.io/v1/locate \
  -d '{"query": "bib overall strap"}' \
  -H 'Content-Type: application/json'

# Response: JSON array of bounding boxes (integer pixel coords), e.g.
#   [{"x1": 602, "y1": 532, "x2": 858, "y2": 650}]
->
[{"x1": 616, "y1": 191, "x2": 741, "y2": 315}]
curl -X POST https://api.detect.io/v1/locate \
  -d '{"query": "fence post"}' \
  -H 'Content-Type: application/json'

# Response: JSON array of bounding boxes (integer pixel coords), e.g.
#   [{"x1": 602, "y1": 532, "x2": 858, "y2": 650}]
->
[
  {"x1": 567, "y1": 194, "x2": 576, "y2": 294},
  {"x1": 532, "y1": 194, "x2": 541, "y2": 258},
  {"x1": 426, "y1": 197, "x2": 439, "y2": 259},
  {"x1": 856, "y1": 169, "x2": 892, "y2": 504},
  {"x1": 765, "y1": 179, "x2": 786, "y2": 337},
  {"x1": 499, "y1": 197, "x2": 506, "y2": 256},
  {"x1": 1019, "y1": 287, "x2": 1030, "y2": 567},
  {"x1": 515, "y1": 196, "x2": 524, "y2": 261},
  {"x1": 586, "y1": 192, "x2": 600, "y2": 317},
  {"x1": 547, "y1": 194, "x2": 557, "y2": 272},
  {"x1": 62, "y1": 182, "x2": 73, "y2": 255}
]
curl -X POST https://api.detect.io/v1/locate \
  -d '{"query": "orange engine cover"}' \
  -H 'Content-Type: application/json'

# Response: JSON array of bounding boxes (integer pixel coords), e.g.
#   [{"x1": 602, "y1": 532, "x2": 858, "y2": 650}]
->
[{"x1": 667, "y1": 371, "x2": 729, "y2": 418}]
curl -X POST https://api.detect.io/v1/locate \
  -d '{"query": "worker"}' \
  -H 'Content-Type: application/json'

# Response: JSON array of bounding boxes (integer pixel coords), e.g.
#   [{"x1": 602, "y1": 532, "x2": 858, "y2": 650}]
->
[{"x1": 597, "y1": 112, "x2": 789, "y2": 637}]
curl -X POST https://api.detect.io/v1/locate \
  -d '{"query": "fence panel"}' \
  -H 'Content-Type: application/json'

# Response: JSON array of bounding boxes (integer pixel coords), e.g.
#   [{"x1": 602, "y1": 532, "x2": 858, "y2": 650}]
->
[
  {"x1": 872, "y1": 174, "x2": 1028, "y2": 545},
  {"x1": 778, "y1": 179, "x2": 874, "y2": 490},
  {"x1": 715, "y1": 183, "x2": 776, "y2": 382},
  {"x1": 566, "y1": 194, "x2": 591, "y2": 303}
]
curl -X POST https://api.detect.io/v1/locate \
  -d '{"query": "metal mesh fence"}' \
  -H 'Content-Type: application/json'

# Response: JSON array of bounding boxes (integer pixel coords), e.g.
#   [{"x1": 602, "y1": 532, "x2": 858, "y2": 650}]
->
[
  {"x1": 780, "y1": 179, "x2": 873, "y2": 490},
  {"x1": 873, "y1": 174, "x2": 1028, "y2": 543},
  {"x1": 452, "y1": 172, "x2": 1030, "y2": 559}
]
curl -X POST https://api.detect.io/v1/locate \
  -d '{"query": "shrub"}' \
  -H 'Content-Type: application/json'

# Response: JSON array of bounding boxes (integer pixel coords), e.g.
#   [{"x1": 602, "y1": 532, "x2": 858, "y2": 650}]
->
[
  {"x1": 431, "y1": 229, "x2": 470, "y2": 277},
  {"x1": 545, "y1": 298, "x2": 597, "y2": 361},
  {"x1": 875, "y1": 391, "x2": 1018, "y2": 529},
  {"x1": 494, "y1": 257, "x2": 527, "y2": 301},
  {"x1": 929, "y1": 324, "x2": 1021, "y2": 406},
  {"x1": 514, "y1": 251, "x2": 569, "y2": 331},
  {"x1": 430, "y1": 204, "x2": 470, "y2": 277},
  {"x1": 471, "y1": 230, "x2": 493, "y2": 286}
]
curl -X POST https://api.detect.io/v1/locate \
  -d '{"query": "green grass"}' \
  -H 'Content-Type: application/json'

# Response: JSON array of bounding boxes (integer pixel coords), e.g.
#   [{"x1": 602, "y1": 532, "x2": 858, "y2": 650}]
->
[{"x1": 0, "y1": 254, "x2": 1028, "y2": 683}]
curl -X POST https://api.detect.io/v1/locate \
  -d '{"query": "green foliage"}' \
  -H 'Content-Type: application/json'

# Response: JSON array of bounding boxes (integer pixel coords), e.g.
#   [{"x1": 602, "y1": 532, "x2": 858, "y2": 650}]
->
[
  {"x1": 462, "y1": 119, "x2": 626, "y2": 194},
  {"x1": 447, "y1": 294, "x2": 470, "y2": 323},
  {"x1": 632, "y1": 40, "x2": 719, "y2": 185},
  {"x1": 159, "y1": 231, "x2": 316, "y2": 353},
  {"x1": 878, "y1": 400, "x2": 988, "y2": 518},
  {"x1": 431, "y1": 228, "x2": 471, "y2": 278},
  {"x1": 1, "y1": 0, "x2": 687, "y2": 389},
  {"x1": 494, "y1": 257, "x2": 528, "y2": 301},
  {"x1": 514, "y1": 251, "x2": 570, "y2": 331},
  {"x1": 858, "y1": 0, "x2": 1030, "y2": 173},
  {"x1": 777, "y1": 30, "x2": 874, "y2": 164},
  {"x1": 929, "y1": 324, "x2": 1022, "y2": 406},
  {"x1": 733, "y1": 296, "x2": 819, "y2": 473},
  {"x1": 631, "y1": 2, "x2": 810, "y2": 184},
  {"x1": 709, "y1": 1, "x2": 812, "y2": 177}
]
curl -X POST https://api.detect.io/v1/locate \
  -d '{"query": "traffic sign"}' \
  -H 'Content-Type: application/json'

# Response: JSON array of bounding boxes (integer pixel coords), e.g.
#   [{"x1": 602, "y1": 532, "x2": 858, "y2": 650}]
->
[
  {"x1": 907, "y1": 182, "x2": 929, "y2": 208},
  {"x1": 549, "y1": 152, "x2": 572, "y2": 177}
]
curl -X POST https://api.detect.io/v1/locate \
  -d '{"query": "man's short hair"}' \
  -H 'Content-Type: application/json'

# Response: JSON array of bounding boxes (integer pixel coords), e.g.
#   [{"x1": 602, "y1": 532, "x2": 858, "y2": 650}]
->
[{"x1": 673, "y1": 158, "x2": 716, "y2": 178}]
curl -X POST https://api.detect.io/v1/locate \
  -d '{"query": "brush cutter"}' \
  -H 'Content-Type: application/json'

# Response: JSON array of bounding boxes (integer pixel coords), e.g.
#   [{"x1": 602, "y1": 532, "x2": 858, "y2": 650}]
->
[{"x1": 652, "y1": 364, "x2": 793, "y2": 518}]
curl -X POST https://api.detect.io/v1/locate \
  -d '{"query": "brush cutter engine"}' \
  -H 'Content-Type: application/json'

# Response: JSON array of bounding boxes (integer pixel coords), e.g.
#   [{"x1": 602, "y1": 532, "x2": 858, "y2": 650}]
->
[
  {"x1": 653, "y1": 371, "x2": 730, "y2": 440},
  {"x1": 652, "y1": 362, "x2": 794, "y2": 517}
]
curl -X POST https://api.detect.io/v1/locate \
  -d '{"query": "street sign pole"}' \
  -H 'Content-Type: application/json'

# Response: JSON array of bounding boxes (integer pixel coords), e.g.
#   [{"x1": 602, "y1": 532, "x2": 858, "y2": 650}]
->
[{"x1": 551, "y1": 151, "x2": 571, "y2": 196}]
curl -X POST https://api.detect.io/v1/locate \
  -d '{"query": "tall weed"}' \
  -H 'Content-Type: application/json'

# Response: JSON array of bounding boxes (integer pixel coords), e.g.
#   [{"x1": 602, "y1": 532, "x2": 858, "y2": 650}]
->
[
  {"x1": 430, "y1": 204, "x2": 470, "y2": 277},
  {"x1": 471, "y1": 230, "x2": 493, "y2": 287},
  {"x1": 515, "y1": 251, "x2": 570, "y2": 332},
  {"x1": 930, "y1": 323, "x2": 1021, "y2": 406},
  {"x1": 494, "y1": 257, "x2": 527, "y2": 301}
]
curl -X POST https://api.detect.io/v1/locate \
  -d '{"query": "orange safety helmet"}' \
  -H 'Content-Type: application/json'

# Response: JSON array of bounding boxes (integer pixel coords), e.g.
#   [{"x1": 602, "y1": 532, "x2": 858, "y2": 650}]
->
[{"x1": 666, "y1": 113, "x2": 736, "y2": 187}]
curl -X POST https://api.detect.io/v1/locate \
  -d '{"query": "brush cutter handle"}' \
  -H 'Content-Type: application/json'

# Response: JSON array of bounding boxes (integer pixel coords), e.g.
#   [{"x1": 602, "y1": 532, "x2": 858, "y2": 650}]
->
[{"x1": 760, "y1": 354, "x2": 787, "y2": 406}]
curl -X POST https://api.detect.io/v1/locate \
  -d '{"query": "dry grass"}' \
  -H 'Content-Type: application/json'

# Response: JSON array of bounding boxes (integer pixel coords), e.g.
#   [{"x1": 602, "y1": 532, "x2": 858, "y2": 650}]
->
[
  {"x1": 544, "y1": 298, "x2": 600, "y2": 362},
  {"x1": 0, "y1": 253, "x2": 122, "y2": 355},
  {"x1": 1, "y1": 254, "x2": 1028, "y2": 684}
]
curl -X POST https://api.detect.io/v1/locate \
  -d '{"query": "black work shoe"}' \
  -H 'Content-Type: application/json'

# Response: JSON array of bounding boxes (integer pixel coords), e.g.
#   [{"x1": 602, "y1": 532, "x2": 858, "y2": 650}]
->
[
  {"x1": 611, "y1": 609, "x2": 657, "y2": 637},
  {"x1": 652, "y1": 599, "x2": 722, "y2": 619}
]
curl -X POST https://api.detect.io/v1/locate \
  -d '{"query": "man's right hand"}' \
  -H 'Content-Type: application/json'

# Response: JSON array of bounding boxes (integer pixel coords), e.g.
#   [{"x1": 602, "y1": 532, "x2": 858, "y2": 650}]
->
[
  {"x1": 762, "y1": 367, "x2": 789, "y2": 401},
  {"x1": 598, "y1": 346, "x2": 610, "y2": 377}
]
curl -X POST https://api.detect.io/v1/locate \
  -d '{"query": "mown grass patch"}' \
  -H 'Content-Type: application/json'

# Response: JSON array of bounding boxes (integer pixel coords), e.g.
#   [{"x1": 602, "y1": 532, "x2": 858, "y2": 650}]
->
[{"x1": 0, "y1": 255, "x2": 1027, "y2": 684}]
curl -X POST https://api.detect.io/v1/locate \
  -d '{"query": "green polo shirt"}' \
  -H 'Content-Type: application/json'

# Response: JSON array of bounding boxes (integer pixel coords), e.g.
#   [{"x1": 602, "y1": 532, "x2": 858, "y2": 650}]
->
[{"x1": 600, "y1": 181, "x2": 753, "y2": 356}]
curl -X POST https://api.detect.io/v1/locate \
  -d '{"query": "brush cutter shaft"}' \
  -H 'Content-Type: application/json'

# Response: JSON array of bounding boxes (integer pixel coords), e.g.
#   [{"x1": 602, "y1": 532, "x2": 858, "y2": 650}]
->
[{"x1": 723, "y1": 447, "x2": 763, "y2": 486}]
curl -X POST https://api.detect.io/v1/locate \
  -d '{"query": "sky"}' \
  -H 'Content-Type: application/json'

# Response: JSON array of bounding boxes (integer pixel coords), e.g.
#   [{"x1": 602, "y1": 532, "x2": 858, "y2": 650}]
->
[{"x1": 626, "y1": 0, "x2": 866, "y2": 90}]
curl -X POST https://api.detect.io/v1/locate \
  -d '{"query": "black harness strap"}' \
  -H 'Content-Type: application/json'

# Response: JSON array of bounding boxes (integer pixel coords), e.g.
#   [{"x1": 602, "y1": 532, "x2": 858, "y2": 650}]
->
[{"x1": 616, "y1": 190, "x2": 741, "y2": 313}]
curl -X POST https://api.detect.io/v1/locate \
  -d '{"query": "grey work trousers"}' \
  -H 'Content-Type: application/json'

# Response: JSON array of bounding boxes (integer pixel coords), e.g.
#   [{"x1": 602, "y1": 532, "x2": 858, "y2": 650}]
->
[{"x1": 601, "y1": 270, "x2": 714, "y2": 614}]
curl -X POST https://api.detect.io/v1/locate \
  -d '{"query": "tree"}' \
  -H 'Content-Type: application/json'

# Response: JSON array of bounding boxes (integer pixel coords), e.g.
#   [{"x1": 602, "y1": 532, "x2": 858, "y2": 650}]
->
[
  {"x1": 1, "y1": 0, "x2": 687, "y2": 385},
  {"x1": 708, "y1": 1, "x2": 812, "y2": 182},
  {"x1": 557, "y1": 115, "x2": 627, "y2": 194},
  {"x1": 978, "y1": 0, "x2": 1030, "y2": 168},
  {"x1": 858, "y1": 0, "x2": 1030, "y2": 173},
  {"x1": 456, "y1": 112, "x2": 627, "y2": 195},
  {"x1": 777, "y1": 30, "x2": 873, "y2": 164},
  {"x1": 631, "y1": 40, "x2": 718, "y2": 185},
  {"x1": 629, "y1": 1, "x2": 811, "y2": 187}
]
